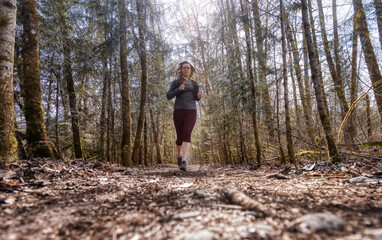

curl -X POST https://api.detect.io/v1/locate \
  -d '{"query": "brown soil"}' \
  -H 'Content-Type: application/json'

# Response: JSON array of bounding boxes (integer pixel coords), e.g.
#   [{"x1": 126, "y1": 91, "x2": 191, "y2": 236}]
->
[{"x1": 1, "y1": 159, "x2": 381, "y2": 240}]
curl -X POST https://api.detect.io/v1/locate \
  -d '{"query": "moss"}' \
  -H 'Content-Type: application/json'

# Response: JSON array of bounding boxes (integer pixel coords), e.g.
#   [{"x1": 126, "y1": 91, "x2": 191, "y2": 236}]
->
[
  {"x1": 0, "y1": 16, "x2": 10, "y2": 28},
  {"x1": 27, "y1": 141, "x2": 59, "y2": 159},
  {"x1": 0, "y1": 54, "x2": 13, "y2": 63},
  {"x1": 0, "y1": 130, "x2": 18, "y2": 162},
  {"x1": 296, "y1": 150, "x2": 326, "y2": 157},
  {"x1": 361, "y1": 141, "x2": 382, "y2": 150}
]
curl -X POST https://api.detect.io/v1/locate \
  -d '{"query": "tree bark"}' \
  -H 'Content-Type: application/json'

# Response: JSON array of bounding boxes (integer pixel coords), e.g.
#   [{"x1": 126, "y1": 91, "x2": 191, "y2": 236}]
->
[
  {"x1": 285, "y1": 14, "x2": 315, "y2": 142},
  {"x1": 62, "y1": 21, "x2": 83, "y2": 159},
  {"x1": 365, "y1": 93, "x2": 372, "y2": 138},
  {"x1": 353, "y1": 0, "x2": 382, "y2": 132},
  {"x1": 0, "y1": 0, "x2": 18, "y2": 161},
  {"x1": 288, "y1": 47, "x2": 303, "y2": 139},
  {"x1": 149, "y1": 106, "x2": 162, "y2": 164},
  {"x1": 132, "y1": 0, "x2": 148, "y2": 165},
  {"x1": 301, "y1": 0, "x2": 341, "y2": 163},
  {"x1": 99, "y1": 61, "x2": 107, "y2": 161},
  {"x1": 374, "y1": 0, "x2": 382, "y2": 50},
  {"x1": 350, "y1": 20, "x2": 358, "y2": 141},
  {"x1": 317, "y1": 0, "x2": 355, "y2": 143},
  {"x1": 21, "y1": 0, "x2": 57, "y2": 158},
  {"x1": 240, "y1": 0, "x2": 261, "y2": 164},
  {"x1": 119, "y1": 0, "x2": 132, "y2": 167},
  {"x1": 281, "y1": 0, "x2": 295, "y2": 164},
  {"x1": 252, "y1": 0, "x2": 275, "y2": 141}
]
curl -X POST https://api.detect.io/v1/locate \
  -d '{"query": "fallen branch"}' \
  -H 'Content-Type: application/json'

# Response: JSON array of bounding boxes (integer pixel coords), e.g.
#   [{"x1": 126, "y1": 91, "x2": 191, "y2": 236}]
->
[{"x1": 221, "y1": 187, "x2": 268, "y2": 215}]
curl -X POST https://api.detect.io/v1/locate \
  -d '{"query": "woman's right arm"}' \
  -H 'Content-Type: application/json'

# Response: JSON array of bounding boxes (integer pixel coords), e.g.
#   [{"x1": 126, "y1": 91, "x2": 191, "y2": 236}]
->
[{"x1": 167, "y1": 80, "x2": 180, "y2": 100}]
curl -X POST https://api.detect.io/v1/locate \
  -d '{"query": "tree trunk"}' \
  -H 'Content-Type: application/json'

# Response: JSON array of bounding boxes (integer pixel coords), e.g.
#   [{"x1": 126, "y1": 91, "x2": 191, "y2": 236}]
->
[
  {"x1": 275, "y1": 52, "x2": 286, "y2": 165},
  {"x1": 21, "y1": 0, "x2": 57, "y2": 158},
  {"x1": 308, "y1": 0, "x2": 329, "y2": 116},
  {"x1": 350, "y1": 21, "x2": 358, "y2": 141},
  {"x1": 149, "y1": 106, "x2": 162, "y2": 164},
  {"x1": 280, "y1": 0, "x2": 295, "y2": 164},
  {"x1": 99, "y1": 61, "x2": 107, "y2": 161},
  {"x1": 144, "y1": 117, "x2": 148, "y2": 166},
  {"x1": 288, "y1": 49, "x2": 303, "y2": 139},
  {"x1": 62, "y1": 25, "x2": 83, "y2": 159},
  {"x1": 302, "y1": 25, "x2": 314, "y2": 132},
  {"x1": 240, "y1": 0, "x2": 261, "y2": 164},
  {"x1": 301, "y1": 0, "x2": 341, "y2": 163},
  {"x1": 119, "y1": 0, "x2": 132, "y2": 166},
  {"x1": 106, "y1": 65, "x2": 112, "y2": 163},
  {"x1": 317, "y1": 0, "x2": 355, "y2": 144},
  {"x1": 55, "y1": 72, "x2": 60, "y2": 152},
  {"x1": 0, "y1": 0, "x2": 18, "y2": 161},
  {"x1": 353, "y1": 0, "x2": 382, "y2": 132},
  {"x1": 252, "y1": 0, "x2": 275, "y2": 141},
  {"x1": 374, "y1": 0, "x2": 382, "y2": 50},
  {"x1": 365, "y1": 93, "x2": 372, "y2": 138},
  {"x1": 285, "y1": 15, "x2": 314, "y2": 142},
  {"x1": 132, "y1": 0, "x2": 148, "y2": 165}
]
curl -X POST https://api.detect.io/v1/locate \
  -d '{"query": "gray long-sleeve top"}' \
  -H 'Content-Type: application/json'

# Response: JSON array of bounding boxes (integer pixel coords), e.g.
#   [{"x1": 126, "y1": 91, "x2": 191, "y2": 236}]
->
[{"x1": 167, "y1": 79, "x2": 200, "y2": 109}]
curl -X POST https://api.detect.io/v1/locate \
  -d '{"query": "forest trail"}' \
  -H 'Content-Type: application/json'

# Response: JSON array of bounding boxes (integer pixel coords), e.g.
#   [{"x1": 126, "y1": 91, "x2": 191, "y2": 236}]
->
[{"x1": 1, "y1": 159, "x2": 381, "y2": 240}]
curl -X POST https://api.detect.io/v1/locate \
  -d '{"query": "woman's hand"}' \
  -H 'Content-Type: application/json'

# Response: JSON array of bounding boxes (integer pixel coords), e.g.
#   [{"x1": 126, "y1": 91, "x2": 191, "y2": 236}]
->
[
  {"x1": 197, "y1": 91, "x2": 202, "y2": 100},
  {"x1": 179, "y1": 83, "x2": 185, "y2": 91}
]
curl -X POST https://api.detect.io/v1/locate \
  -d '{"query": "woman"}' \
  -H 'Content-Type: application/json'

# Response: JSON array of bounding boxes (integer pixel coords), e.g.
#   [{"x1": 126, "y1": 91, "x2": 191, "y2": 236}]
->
[{"x1": 167, "y1": 61, "x2": 202, "y2": 170}]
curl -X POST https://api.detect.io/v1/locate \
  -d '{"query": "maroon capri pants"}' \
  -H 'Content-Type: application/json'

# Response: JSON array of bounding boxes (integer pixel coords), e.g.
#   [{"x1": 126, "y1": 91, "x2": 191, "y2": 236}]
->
[{"x1": 173, "y1": 109, "x2": 197, "y2": 146}]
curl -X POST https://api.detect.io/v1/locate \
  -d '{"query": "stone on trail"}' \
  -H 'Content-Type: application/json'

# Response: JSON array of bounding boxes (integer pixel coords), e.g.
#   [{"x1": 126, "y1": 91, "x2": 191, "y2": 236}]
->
[
  {"x1": 177, "y1": 229, "x2": 215, "y2": 240},
  {"x1": 336, "y1": 228, "x2": 382, "y2": 240},
  {"x1": 291, "y1": 212, "x2": 344, "y2": 233},
  {"x1": 252, "y1": 223, "x2": 277, "y2": 237},
  {"x1": 348, "y1": 176, "x2": 377, "y2": 183},
  {"x1": 173, "y1": 211, "x2": 201, "y2": 220}
]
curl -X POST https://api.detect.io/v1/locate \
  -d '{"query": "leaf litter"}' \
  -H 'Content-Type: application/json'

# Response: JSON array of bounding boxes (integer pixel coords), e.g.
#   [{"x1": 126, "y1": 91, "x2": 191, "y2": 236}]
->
[{"x1": 0, "y1": 158, "x2": 381, "y2": 239}]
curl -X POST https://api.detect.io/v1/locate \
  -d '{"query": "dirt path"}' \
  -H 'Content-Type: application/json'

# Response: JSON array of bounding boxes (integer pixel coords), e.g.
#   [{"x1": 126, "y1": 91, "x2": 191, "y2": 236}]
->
[{"x1": 1, "y1": 159, "x2": 381, "y2": 239}]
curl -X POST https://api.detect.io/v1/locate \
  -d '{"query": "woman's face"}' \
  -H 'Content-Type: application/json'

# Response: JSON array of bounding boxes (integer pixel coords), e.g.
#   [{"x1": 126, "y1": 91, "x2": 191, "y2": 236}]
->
[{"x1": 181, "y1": 64, "x2": 191, "y2": 78}]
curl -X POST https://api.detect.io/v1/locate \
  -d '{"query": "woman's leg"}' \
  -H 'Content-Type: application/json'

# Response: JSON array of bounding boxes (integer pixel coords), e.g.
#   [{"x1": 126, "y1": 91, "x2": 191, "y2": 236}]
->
[
  {"x1": 181, "y1": 110, "x2": 197, "y2": 163},
  {"x1": 177, "y1": 145, "x2": 182, "y2": 158},
  {"x1": 173, "y1": 109, "x2": 185, "y2": 152}
]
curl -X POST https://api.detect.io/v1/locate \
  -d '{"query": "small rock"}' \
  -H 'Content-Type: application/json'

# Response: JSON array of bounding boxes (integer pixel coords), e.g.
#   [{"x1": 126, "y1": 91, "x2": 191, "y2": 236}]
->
[
  {"x1": 292, "y1": 212, "x2": 344, "y2": 233},
  {"x1": 336, "y1": 234, "x2": 363, "y2": 240},
  {"x1": 349, "y1": 176, "x2": 374, "y2": 183},
  {"x1": 266, "y1": 173, "x2": 289, "y2": 179},
  {"x1": 304, "y1": 163, "x2": 316, "y2": 171},
  {"x1": 193, "y1": 188, "x2": 209, "y2": 199},
  {"x1": 252, "y1": 223, "x2": 277, "y2": 237},
  {"x1": 336, "y1": 229, "x2": 382, "y2": 240},
  {"x1": 182, "y1": 230, "x2": 215, "y2": 240},
  {"x1": 5, "y1": 197, "x2": 16, "y2": 205},
  {"x1": 173, "y1": 211, "x2": 201, "y2": 220},
  {"x1": 364, "y1": 228, "x2": 382, "y2": 239}
]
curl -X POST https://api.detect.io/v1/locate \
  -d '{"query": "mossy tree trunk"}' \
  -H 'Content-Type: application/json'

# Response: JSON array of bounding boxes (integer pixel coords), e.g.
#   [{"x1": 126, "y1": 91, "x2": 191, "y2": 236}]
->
[
  {"x1": 21, "y1": 0, "x2": 57, "y2": 159},
  {"x1": 301, "y1": 0, "x2": 341, "y2": 163},
  {"x1": 119, "y1": 0, "x2": 132, "y2": 167},
  {"x1": 0, "y1": 0, "x2": 18, "y2": 162},
  {"x1": 132, "y1": 0, "x2": 148, "y2": 165},
  {"x1": 353, "y1": 0, "x2": 382, "y2": 133}
]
